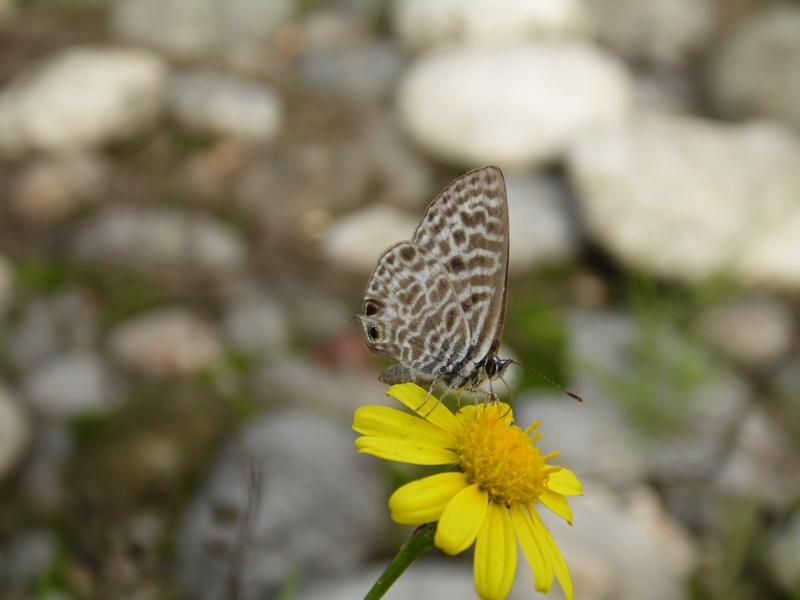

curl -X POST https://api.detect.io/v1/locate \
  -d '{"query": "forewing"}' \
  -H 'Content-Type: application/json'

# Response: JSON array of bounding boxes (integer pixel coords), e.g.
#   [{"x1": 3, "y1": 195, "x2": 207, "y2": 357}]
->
[
  {"x1": 412, "y1": 166, "x2": 509, "y2": 358},
  {"x1": 358, "y1": 241, "x2": 470, "y2": 381}
]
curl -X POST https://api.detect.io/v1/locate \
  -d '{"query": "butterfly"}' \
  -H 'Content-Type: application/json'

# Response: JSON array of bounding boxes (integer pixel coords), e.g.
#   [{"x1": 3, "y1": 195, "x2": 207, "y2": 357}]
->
[{"x1": 356, "y1": 166, "x2": 512, "y2": 393}]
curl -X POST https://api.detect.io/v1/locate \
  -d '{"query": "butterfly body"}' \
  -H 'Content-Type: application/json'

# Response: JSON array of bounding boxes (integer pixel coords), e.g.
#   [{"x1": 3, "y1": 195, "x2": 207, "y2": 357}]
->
[{"x1": 357, "y1": 166, "x2": 511, "y2": 392}]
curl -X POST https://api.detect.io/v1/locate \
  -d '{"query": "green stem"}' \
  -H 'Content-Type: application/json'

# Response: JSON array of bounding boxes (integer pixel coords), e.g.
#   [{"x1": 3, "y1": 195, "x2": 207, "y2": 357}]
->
[{"x1": 364, "y1": 522, "x2": 437, "y2": 600}]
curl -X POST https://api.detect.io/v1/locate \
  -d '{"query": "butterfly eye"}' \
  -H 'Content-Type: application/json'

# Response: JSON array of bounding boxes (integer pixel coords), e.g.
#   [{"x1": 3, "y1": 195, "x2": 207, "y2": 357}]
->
[{"x1": 366, "y1": 324, "x2": 381, "y2": 342}]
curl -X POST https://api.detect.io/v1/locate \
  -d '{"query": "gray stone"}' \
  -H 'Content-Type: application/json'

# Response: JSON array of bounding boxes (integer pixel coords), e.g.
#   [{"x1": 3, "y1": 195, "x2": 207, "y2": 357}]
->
[
  {"x1": 397, "y1": 43, "x2": 632, "y2": 169},
  {"x1": 3, "y1": 530, "x2": 58, "y2": 592},
  {"x1": 0, "y1": 46, "x2": 167, "y2": 157},
  {"x1": 9, "y1": 153, "x2": 110, "y2": 223},
  {"x1": 697, "y1": 295, "x2": 795, "y2": 368},
  {"x1": 222, "y1": 287, "x2": 288, "y2": 356},
  {"x1": 322, "y1": 204, "x2": 420, "y2": 273},
  {"x1": 0, "y1": 385, "x2": 30, "y2": 480},
  {"x1": 23, "y1": 351, "x2": 122, "y2": 419},
  {"x1": 108, "y1": 308, "x2": 223, "y2": 376},
  {"x1": 169, "y1": 71, "x2": 283, "y2": 142},
  {"x1": 568, "y1": 110, "x2": 800, "y2": 291},
  {"x1": 299, "y1": 41, "x2": 405, "y2": 102},
  {"x1": 110, "y1": 0, "x2": 293, "y2": 65},
  {"x1": 588, "y1": 0, "x2": 714, "y2": 66},
  {"x1": 72, "y1": 205, "x2": 247, "y2": 273},
  {"x1": 707, "y1": 5, "x2": 800, "y2": 129},
  {"x1": 176, "y1": 411, "x2": 388, "y2": 600},
  {"x1": 505, "y1": 174, "x2": 579, "y2": 273},
  {"x1": 20, "y1": 423, "x2": 73, "y2": 513},
  {"x1": 392, "y1": 0, "x2": 593, "y2": 51},
  {"x1": 767, "y1": 511, "x2": 800, "y2": 593}
]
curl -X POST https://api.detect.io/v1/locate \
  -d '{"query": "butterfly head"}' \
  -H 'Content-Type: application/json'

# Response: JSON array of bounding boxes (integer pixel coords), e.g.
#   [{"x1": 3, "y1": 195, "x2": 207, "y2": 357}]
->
[{"x1": 483, "y1": 356, "x2": 513, "y2": 381}]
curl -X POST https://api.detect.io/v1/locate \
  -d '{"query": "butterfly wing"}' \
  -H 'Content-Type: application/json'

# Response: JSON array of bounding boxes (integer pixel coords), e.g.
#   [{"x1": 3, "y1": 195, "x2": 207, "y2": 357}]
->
[
  {"x1": 412, "y1": 166, "x2": 510, "y2": 360},
  {"x1": 358, "y1": 241, "x2": 471, "y2": 385}
]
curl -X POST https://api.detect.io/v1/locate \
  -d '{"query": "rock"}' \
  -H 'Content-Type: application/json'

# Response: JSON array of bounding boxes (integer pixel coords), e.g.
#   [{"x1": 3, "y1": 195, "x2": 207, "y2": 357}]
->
[
  {"x1": 505, "y1": 173, "x2": 579, "y2": 272},
  {"x1": 22, "y1": 351, "x2": 123, "y2": 419},
  {"x1": 9, "y1": 153, "x2": 110, "y2": 223},
  {"x1": 298, "y1": 41, "x2": 405, "y2": 102},
  {"x1": 108, "y1": 308, "x2": 223, "y2": 376},
  {"x1": 514, "y1": 393, "x2": 647, "y2": 487},
  {"x1": 697, "y1": 295, "x2": 795, "y2": 368},
  {"x1": 397, "y1": 44, "x2": 632, "y2": 169},
  {"x1": 168, "y1": 71, "x2": 283, "y2": 142},
  {"x1": 3, "y1": 530, "x2": 58, "y2": 593},
  {"x1": 321, "y1": 204, "x2": 420, "y2": 273},
  {"x1": 222, "y1": 287, "x2": 288, "y2": 356},
  {"x1": 72, "y1": 205, "x2": 247, "y2": 273},
  {"x1": 0, "y1": 46, "x2": 167, "y2": 157},
  {"x1": 20, "y1": 422, "x2": 73, "y2": 513},
  {"x1": 568, "y1": 110, "x2": 800, "y2": 291},
  {"x1": 392, "y1": 0, "x2": 593, "y2": 51},
  {"x1": 0, "y1": 255, "x2": 12, "y2": 318},
  {"x1": 633, "y1": 65, "x2": 699, "y2": 113},
  {"x1": 176, "y1": 411, "x2": 388, "y2": 600},
  {"x1": 587, "y1": 0, "x2": 714, "y2": 66},
  {"x1": 0, "y1": 385, "x2": 30, "y2": 480},
  {"x1": 767, "y1": 512, "x2": 800, "y2": 593},
  {"x1": 707, "y1": 5, "x2": 800, "y2": 129},
  {"x1": 110, "y1": 0, "x2": 293, "y2": 64}
]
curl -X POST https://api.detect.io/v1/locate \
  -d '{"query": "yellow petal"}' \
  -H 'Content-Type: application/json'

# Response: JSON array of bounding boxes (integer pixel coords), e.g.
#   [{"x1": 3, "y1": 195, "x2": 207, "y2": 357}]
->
[
  {"x1": 355, "y1": 437, "x2": 458, "y2": 465},
  {"x1": 389, "y1": 472, "x2": 470, "y2": 525},
  {"x1": 539, "y1": 489, "x2": 573, "y2": 525},
  {"x1": 511, "y1": 505, "x2": 552, "y2": 593},
  {"x1": 387, "y1": 384, "x2": 462, "y2": 437},
  {"x1": 546, "y1": 468, "x2": 583, "y2": 496},
  {"x1": 353, "y1": 406, "x2": 457, "y2": 449},
  {"x1": 474, "y1": 503, "x2": 517, "y2": 600},
  {"x1": 530, "y1": 505, "x2": 574, "y2": 600},
  {"x1": 435, "y1": 483, "x2": 488, "y2": 555}
]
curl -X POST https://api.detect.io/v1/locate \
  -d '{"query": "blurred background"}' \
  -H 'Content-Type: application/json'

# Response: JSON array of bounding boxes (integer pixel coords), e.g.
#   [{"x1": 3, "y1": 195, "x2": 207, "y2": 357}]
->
[{"x1": 0, "y1": 0, "x2": 799, "y2": 599}]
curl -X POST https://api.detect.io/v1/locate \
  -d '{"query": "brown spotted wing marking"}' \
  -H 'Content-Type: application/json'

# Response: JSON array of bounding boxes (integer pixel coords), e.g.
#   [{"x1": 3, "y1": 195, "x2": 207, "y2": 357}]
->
[{"x1": 358, "y1": 166, "x2": 511, "y2": 391}]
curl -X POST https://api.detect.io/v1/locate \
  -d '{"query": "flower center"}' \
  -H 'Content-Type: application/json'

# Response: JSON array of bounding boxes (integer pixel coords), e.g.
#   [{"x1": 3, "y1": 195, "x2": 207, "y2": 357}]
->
[{"x1": 456, "y1": 404, "x2": 553, "y2": 507}]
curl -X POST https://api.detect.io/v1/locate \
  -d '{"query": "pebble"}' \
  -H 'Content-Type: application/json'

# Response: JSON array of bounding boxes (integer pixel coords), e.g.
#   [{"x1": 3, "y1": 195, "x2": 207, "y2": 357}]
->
[
  {"x1": 0, "y1": 46, "x2": 167, "y2": 157},
  {"x1": 3, "y1": 529, "x2": 58, "y2": 593},
  {"x1": 22, "y1": 351, "x2": 122, "y2": 419},
  {"x1": 766, "y1": 511, "x2": 800, "y2": 593},
  {"x1": 108, "y1": 308, "x2": 223, "y2": 376},
  {"x1": 505, "y1": 173, "x2": 579, "y2": 273},
  {"x1": 9, "y1": 153, "x2": 110, "y2": 223},
  {"x1": 72, "y1": 205, "x2": 247, "y2": 273},
  {"x1": 168, "y1": 71, "x2": 283, "y2": 142},
  {"x1": 176, "y1": 411, "x2": 388, "y2": 600},
  {"x1": 707, "y1": 4, "x2": 800, "y2": 129},
  {"x1": 397, "y1": 43, "x2": 632, "y2": 169},
  {"x1": 321, "y1": 204, "x2": 420, "y2": 273},
  {"x1": 0, "y1": 385, "x2": 30, "y2": 480},
  {"x1": 222, "y1": 287, "x2": 288, "y2": 356},
  {"x1": 587, "y1": 0, "x2": 714, "y2": 66},
  {"x1": 568, "y1": 110, "x2": 800, "y2": 291},
  {"x1": 20, "y1": 422, "x2": 73, "y2": 513},
  {"x1": 697, "y1": 295, "x2": 795, "y2": 368},
  {"x1": 110, "y1": 0, "x2": 293, "y2": 64},
  {"x1": 392, "y1": 0, "x2": 593, "y2": 51}
]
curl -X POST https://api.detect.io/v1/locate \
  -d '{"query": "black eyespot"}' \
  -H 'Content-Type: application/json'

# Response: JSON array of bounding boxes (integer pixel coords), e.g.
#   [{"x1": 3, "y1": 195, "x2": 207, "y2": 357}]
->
[
  {"x1": 364, "y1": 300, "x2": 379, "y2": 317},
  {"x1": 367, "y1": 324, "x2": 380, "y2": 342}
]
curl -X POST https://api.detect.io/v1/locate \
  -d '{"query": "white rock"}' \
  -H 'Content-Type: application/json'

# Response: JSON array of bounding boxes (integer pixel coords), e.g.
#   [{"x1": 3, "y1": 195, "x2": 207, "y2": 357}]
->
[
  {"x1": 72, "y1": 205, "x2": 247, "y2": 272},
  {"x1": 176, "y1": 411, "x2": 388, "y2": 600},
  {"x1": 707, "y1": 5, "x2": 800, "y2": 129},
  {"x1": 23, "y1": 352, "x2": 122, "y2": 419},
  {"x1": 9, "y1": 153, "x2": 109, "y2": 223},
  {"x1": 322, "y1": 204, "x2": 420, "y2": 273},
  {"x1": 0, "y1": 46, "x2": 167, "y2": 157},
  {"x1": 505, "y1": 174, "x2": 579, "y2": 272},
  {"x1": 568, "y1": 110, "x2": 800, "y2": 291},
  {"x1": 222, "y1": 288, "x2": 288, "y2": 356},
  {"x1": 169, "y1": 71, "x2": 283, "y2": 142},
  {"x1": 108, "y1": 308, "x2": 223, "y2": 376},
  {"x1": 393, "y1": 0, "x2": 593, "y2": 51},
  {"x1": 397, "y1": 44, "x2": 632, "y2": 169},
  {"x1": 697, "y1": 295, "x2": 795, "y2": 368},
  {"x1": 110, "y1": 0, "x2": 292, "y2": 64},
  {"x1": 0, "y1": 386, "x2": 30, "y2": 480},
  {"x1": 587, "y1": 0, "x2": 714, "y2": 66}
]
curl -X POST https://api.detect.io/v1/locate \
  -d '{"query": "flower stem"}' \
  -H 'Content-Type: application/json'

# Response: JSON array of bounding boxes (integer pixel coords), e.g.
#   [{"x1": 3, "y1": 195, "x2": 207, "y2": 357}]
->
[{"x1": 364, "y1": 522, "x2": 437, "y2": 600}]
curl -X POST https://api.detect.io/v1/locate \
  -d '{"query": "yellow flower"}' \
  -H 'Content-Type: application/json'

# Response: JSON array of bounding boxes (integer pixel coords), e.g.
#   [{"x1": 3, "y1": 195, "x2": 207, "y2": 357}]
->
[{"x1": 353, "y1": 383, "x2": 582, "y2": 600}]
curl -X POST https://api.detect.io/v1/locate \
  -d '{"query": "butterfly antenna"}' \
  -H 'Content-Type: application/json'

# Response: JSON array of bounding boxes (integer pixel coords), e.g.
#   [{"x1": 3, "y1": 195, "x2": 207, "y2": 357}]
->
[{"x1": 512, "y1": 360, "x2": 584, "y2": 402}]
